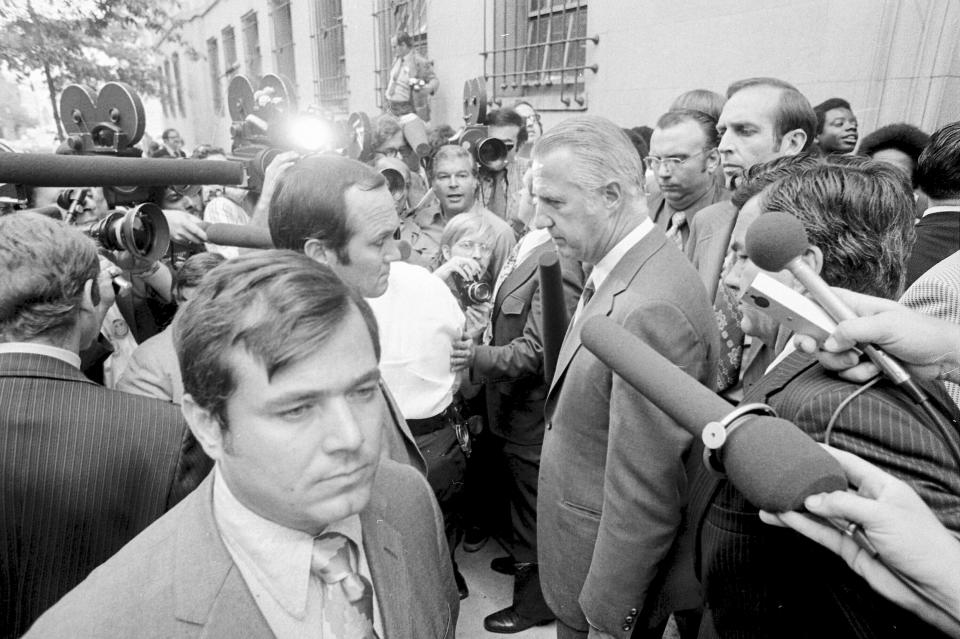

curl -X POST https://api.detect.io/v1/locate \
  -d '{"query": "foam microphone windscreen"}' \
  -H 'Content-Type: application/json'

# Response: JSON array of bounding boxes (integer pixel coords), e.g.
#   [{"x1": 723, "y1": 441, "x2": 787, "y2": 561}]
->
[
  {"x1": 202, "y1": 223, "x2": 274, "y2": 249},
  {"x1": 0, "y1": 153, "x2": 244, "y2": 187},
  {"x1": 744, "y1": 211, "x2": 808, "y2": 272},
  {"x1": 580, "y1": 315, "x2": 847, "y2": 511},
  {"x1": 538, "y1": 251, "x2": 568, "y2": 384}
]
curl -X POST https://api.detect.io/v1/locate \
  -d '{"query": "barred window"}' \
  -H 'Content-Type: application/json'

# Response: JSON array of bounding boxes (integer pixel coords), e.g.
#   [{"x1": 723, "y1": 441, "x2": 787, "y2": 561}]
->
[
  {"x1": 483, "y1": 0, "x2": 597, "y2": 110},
  {"x1": 222, "y1": 26, "x2": 239, "y2": 79},
  {"x1": 242, "y1": 11, "x2": 262, "y2": 81},
  {"x1": 207, "y1": 38, "x2": 223, "y2": 114},
  {"x1": 171, "y1": 53, "x2": 186, "y2": 117},
  {"x1": 158, "y1": 65, "x2": 170, "y2": 118},
  {"x1": 310, "y1": 0, "x2": 348, "y2": 113},
  {"x1": 272, "y1": 0, "x2": 297, "y2": 86},
  {"x1": 372, "y1": 0, "x2": 428, "y2": 110}
]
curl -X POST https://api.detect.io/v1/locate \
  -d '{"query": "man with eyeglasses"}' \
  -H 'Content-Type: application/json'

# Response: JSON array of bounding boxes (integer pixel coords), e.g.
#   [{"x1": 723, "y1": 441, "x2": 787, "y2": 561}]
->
[{"x1": 646, "y1": 109, "x2": 726, "y2": 252}]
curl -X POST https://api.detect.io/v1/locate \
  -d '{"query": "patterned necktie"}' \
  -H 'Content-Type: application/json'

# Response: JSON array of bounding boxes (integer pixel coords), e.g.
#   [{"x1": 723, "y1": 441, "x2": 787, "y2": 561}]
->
[
  {"x1": 713, "y1": 255, "x2": 745, "y2": 392},
  {"x1": 312, "y1": 533, "x2": 379, "y2": 639},
  {"x1": 572, "y1": 278, "x2": 596, "y2": 325},
  {"x1": 484, "y1": 242, "x2": 523, "y2": 344},
  {"x1": 665, "y1": 211, "x2": 687, "y2": 249}
]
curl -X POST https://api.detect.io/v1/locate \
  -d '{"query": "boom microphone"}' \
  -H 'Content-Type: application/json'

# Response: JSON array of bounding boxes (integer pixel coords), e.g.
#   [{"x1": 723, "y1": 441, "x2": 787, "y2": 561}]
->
[
  {"x1": 579, "y1": 315, "x2": 846, "y2": 511},
  {"x1": 0, "y1": 153, "x2": 244, "y2": 187},
  {"x1": 201, "y1": 223, "x2": 274, "y2": 249}
]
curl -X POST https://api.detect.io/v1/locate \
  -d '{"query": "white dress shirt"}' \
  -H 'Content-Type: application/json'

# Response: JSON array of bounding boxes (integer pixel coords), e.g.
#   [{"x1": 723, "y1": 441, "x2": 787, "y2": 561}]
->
[
  {"x1": 572, "y1": 217, "x2": 654, "y2": 322},
  {"x1": 212, "y1": 467, "x2": 383, "y2": 638},
  {"x1": 366, "y1": 261, "x2": 465, "y2": 419}
]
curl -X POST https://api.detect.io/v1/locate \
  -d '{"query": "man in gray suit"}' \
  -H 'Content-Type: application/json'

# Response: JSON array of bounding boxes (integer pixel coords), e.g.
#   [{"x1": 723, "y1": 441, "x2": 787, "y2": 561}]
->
[
  {"x1": 532, "y1": 116, "x2": 720, "y2": 639},
  {"x1": 27, "y1": 251, "x2": 459, "y2": 638}
]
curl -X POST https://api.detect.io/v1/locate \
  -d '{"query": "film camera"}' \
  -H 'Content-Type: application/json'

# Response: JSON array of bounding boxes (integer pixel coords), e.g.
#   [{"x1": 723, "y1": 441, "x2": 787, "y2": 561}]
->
[
  {"x1": 448, "y1": 77, "x2": 509, "y2": 170},
  {"x1": 227, "y1": 74, "x2": 375, "y2": 191},
  {"x1": 451, "y1": 272, "x2": 492, "y2": 306}
]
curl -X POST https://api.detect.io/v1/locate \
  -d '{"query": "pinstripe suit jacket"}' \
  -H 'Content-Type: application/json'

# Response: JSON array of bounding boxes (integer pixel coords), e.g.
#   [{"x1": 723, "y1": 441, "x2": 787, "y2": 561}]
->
[
  {"x1": 901, "y1": 250, "x2": 960, "y2": 407},
  {"x1": 0, "y1": 352, "x2": 211, "y2": 639},
  {"x1": 691, "y1": 351, "x2": 960, "y2": 639}
]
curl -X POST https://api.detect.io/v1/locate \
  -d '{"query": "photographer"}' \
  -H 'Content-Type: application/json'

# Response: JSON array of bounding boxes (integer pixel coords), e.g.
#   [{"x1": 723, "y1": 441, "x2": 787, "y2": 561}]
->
[{"x1": 477, "y1": 107, "x2": 527, "y2": 234}]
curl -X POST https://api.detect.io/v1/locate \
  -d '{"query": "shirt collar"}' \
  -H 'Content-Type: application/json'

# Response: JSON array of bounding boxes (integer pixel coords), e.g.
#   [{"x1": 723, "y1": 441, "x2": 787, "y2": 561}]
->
[
  {"x1": 922, "y1": 205, "x2": 960, "y2": 217},
  {"x1": 588, "y1": 217, "x2": 655, "y2": 291},
  {"x1": 0, "y1": 342, "x2": 81, "y2": 369},
  {"x1": 212, "y1": 466, "x2": 364, "y2": 618}
]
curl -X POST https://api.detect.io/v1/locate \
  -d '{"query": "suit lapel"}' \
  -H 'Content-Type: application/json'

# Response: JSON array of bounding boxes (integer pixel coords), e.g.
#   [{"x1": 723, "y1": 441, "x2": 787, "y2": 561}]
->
[
  {"x1": 495, "y1": 241, "x2": 552, "y2": 308},
  {"x1": 171, "y1": 475, "x2": 271, "y2": 636},
  {"x1": 548, "y1": 230, "x2": 664, "y2": 395},
  {"x1": 361, "y1": 498, "x2": 411, "y2": 639}
]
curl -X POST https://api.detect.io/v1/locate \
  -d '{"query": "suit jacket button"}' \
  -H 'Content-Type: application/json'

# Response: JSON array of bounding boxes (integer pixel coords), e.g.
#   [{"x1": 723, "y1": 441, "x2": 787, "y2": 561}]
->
[
  {"x1": 546, "y1": 421, "x2": 552, "y2": 430},
  {"x1": 630, "y1": 608, "x2": 638, "y2": 616},
  {"x1": 622, "y1": 624, "x2": 631, "y2": 631},
  {"x1": 625, "y1": 616, "x2": 634, "y2": 623}
]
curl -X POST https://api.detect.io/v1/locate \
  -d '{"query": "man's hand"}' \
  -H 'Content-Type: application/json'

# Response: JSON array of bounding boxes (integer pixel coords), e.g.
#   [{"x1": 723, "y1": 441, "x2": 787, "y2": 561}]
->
[
  {"x1": 760, "y1": 446, "x2": 960, "y2": 635},
  {"x1": 792, "y1": 287, "x2": 960, "y2": 383},
  {"x1": 433, "y1": 256, "x2": 484, "y2": 283},
  {"x1": 163, "y1": 209, "x2": 207, "y2": 244},
  {"x1": 450, "y1": 332, "x2": 475, "y2": 372},
  {"x1": 95, "y1": 255, "x2": 120, "y2": 324}
]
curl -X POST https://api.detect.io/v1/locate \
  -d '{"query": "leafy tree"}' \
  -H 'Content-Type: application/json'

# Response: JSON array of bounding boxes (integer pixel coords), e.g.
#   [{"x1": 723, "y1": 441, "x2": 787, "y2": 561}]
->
[{"x1": 0, "y1": 0, "x2": 183, "y2": 139}]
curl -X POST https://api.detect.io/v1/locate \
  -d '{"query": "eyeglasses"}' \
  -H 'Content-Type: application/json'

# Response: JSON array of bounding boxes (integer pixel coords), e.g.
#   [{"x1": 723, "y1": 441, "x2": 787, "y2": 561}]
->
[
  {"x1": 644, "y1": 149, "x2": 711, "y2": 172},
  {"x1": 378, "y1": 147, "x2": 402, "y2": 158},
  {"x1": 454, "y1": 239, "x2": 493, "y2": 254}
]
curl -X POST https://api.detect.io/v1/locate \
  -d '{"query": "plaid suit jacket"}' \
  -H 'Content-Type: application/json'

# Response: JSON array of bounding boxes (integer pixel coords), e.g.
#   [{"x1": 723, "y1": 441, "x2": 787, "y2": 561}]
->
[
  {"x1": 0, "y1": 352, "x2": 211, "y2": 638},
  {"x1": 690, "y1": 351, "x2": 960, "y2": 638}
]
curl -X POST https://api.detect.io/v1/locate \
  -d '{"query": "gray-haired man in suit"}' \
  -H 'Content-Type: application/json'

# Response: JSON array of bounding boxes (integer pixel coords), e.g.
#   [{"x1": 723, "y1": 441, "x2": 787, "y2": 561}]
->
[
  {"x1": 27, "y1": 251, "x2": 458, "y2": 638},
  {"x1": 532, "y1": 116, "x2": 720, "y2": 639}
]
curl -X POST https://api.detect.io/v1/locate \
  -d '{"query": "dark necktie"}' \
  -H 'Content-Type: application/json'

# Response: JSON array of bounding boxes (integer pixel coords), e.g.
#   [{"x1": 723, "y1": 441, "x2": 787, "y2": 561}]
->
[{"x1": 312, "y1": 532, "x2": 379, "y2": 639}]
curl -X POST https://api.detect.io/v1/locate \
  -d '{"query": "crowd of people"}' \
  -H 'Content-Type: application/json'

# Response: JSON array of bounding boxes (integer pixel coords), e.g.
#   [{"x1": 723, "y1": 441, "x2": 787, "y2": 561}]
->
[{"x1": 1, "y1": 29, "x2": 960, "y2": 639}]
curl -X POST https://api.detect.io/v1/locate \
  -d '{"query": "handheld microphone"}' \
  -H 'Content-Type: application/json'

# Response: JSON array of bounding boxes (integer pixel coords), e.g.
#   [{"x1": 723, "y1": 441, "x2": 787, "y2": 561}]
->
[
  {"x1": 580, "y1": 316, "x2": 846, "y2": 512},
  {"x1": 538, "y1": 251, "x2": 569, "y2": 384},
  {"x1": 0, "y1": 153, "x2": 244, "y2": 187},
  {"x1": 745, "y1": 211, "x2": 912, "y2": 387}
]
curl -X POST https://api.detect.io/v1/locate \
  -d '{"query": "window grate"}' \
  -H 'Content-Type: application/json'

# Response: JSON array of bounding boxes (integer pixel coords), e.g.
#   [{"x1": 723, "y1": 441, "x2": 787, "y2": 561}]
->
[
  {"x1": 242, "y1": 11, "x2": 262, "y2": 81},
  {"x1": 171, "y1": 53, "x2": 186, "y2": 117},
  {"x1": 272, "y1": 0, "x2": 297, "y2": 86},
  {"x1": 310, "y1": 0, "x2": 348, "y2": 113},
  {"x1": 482, "y1": 0, "x2": 597, "y2": 110},
  {"x1": 222, "y1": 26, "x2": 239, "y2": 79},
  {"x1": 372, "y1": 0, "x2": 428, "y2": 111},
  {"x1": 207, "y1": 37, "x2": 223, "y2": 114}
]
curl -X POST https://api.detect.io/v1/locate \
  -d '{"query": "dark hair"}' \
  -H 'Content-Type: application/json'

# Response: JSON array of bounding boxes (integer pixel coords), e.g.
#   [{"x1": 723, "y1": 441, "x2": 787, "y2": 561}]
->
[
  {"x1": 730, "y1": 153, "x2": 821, "y2": 210},
  {"x1": 485, "y1": 107, "x2": 528, "y2": 147},
  {"x1": 269, "y1": 155, "x2": 386, "y2": 261},
  {"x1": 914, "y1": 121, "x2": 960, "y2": 200},
  {"x1": 655, "y1": 108, "x2": 720, "y2": 149},
  {"x1": 632, "y1": 125, "x2": 653, "y2": 148},
  {"x1": 670, "y1": 89, "x2": 726, "y2": 121},
  {"x1": 172, "y1": 252, "x2": 227, "y2": 303},
  {"x1": 621, "y1": 128, "x2": 648, "y2": 162},
  {"x1": 813, "y1": 98, "x2": 853, "y2": 134},
  {"x1": 727, "y1": 77, "x2": 817, "y2": 151},
  {"x1": 856, "y1": 122, "x2": 930, "y2": 187},
  {"x1": 760, "y1": 161, "x2": 915, "y2": 299},
  {"x1": 0, "y1": 213, "x2": 99, "y2": 341},
  {"x1": 173, "y1": 250, "x2": 380, "y2": 427},
  {"x1": 394, "y1": 31, "x2": 414, "y2": 48},
  {"x1": 162, "y1": 128, "x2": 179, "y2": 141}
]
